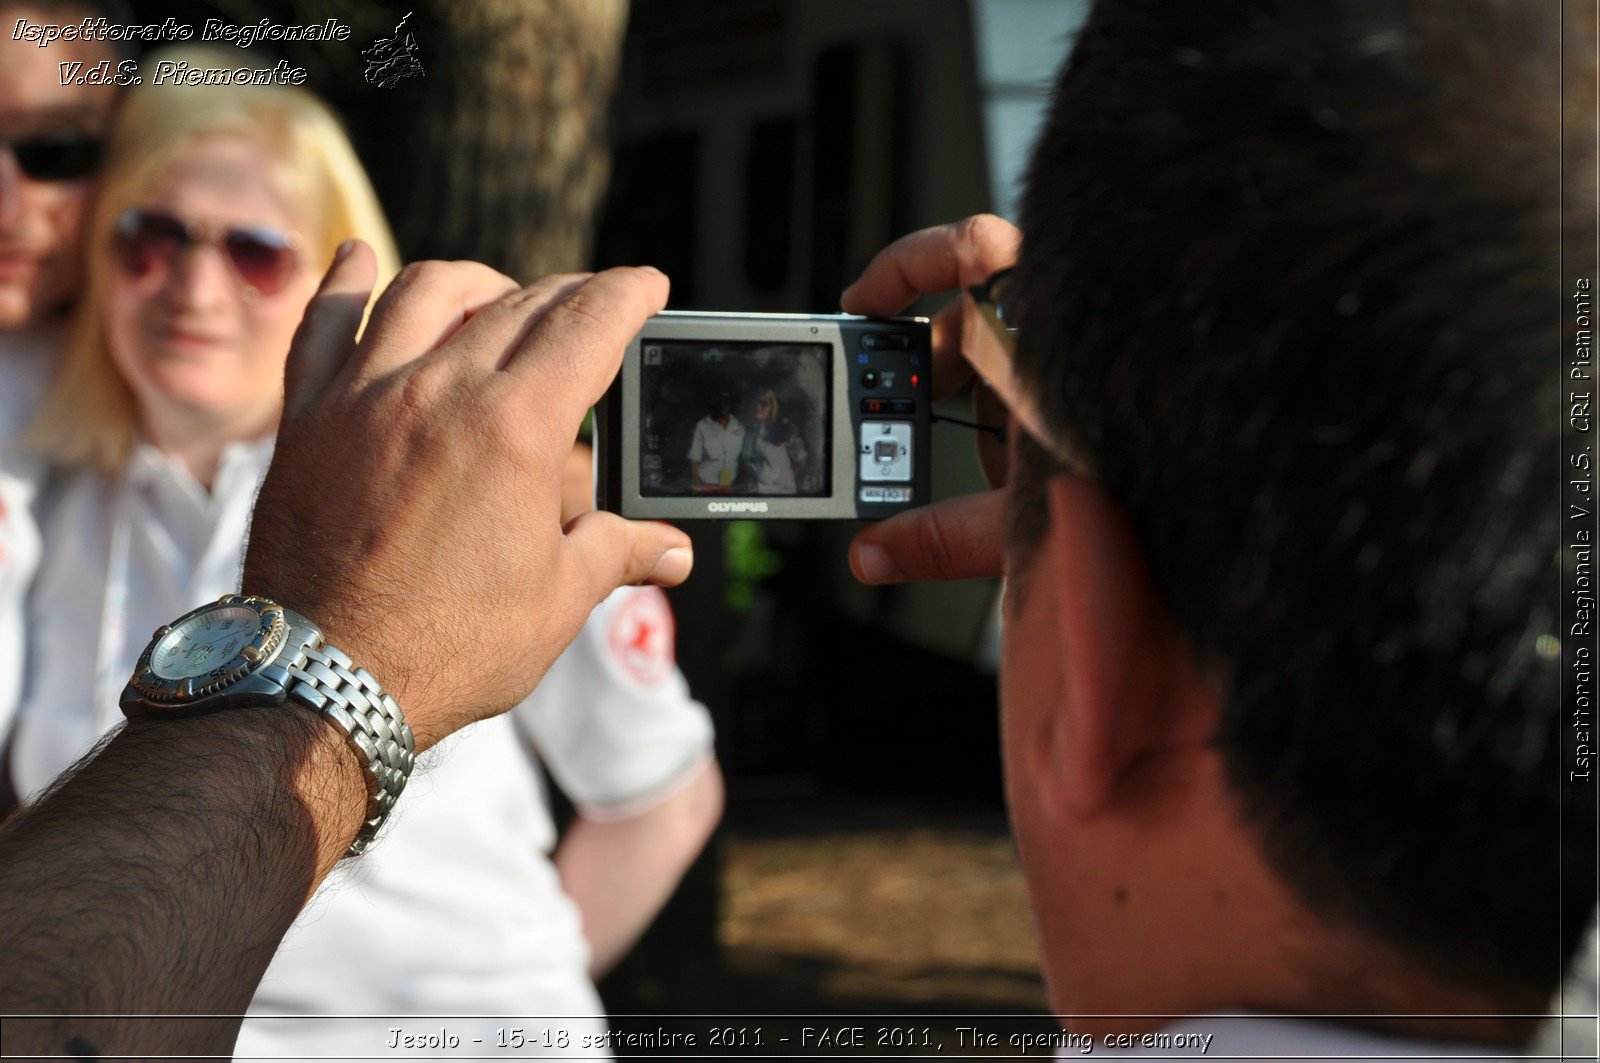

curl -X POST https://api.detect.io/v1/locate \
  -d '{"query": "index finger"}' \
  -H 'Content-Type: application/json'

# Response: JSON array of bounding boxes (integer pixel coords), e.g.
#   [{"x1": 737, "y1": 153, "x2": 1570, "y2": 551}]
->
[
  {"x1": 351, "y1": 260, "x2": 521, "y2": 381},
  {"x1": 506, "y1": 265, "x2": 671, "y2": 422},
  {"x1": 840, "y1": 214, "x2": 1020, "y2": 317},
  {"x1": 846, "y1": 216, "x2": 1065, "y2": 470},
  {"x1": 843, "y1": 215, "x2": 1024, "y2": 411},
  {"x1": 282, "y1": 240, "x2": 377, "y2": 419}
]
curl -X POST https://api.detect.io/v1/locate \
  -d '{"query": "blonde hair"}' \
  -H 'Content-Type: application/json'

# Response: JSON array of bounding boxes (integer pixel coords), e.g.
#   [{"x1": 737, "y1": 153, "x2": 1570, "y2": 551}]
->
[{"x1": 31, "y1": 47, "x2": 401, "y2": 472}]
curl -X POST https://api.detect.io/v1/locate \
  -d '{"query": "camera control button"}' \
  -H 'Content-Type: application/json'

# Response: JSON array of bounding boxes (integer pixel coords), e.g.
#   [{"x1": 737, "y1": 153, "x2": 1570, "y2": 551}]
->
[
  {"x1": 859, "y1": 420, "x2": 914, "y2": 483},
  {"x1": 860, "y1": 369, "x2": 879, "y2": 389},
  {"x1": 861, "y1": 332, "x2": 912, "y2": 351},
  {"x1": 890, "y1": 399, "x2": 915, "y2": 414},
  {"x1": 860, "y1": 485, "x2": 914, "y2": 504},
  {"x1": 861, "y1": 398, "x2": 887, "y2": 414}
]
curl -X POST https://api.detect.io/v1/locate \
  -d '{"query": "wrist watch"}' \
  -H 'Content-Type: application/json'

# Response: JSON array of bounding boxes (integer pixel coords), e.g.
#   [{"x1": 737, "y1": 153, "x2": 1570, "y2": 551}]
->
[{"x1": 120, "y1": 594, "x2": 415, "y2": 855}]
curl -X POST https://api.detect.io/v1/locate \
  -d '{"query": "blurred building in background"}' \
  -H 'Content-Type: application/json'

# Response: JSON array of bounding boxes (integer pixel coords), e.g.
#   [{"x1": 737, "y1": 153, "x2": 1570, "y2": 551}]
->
[{"x1": 596, "y1": 0, "x2": 1084, "y2": 801}]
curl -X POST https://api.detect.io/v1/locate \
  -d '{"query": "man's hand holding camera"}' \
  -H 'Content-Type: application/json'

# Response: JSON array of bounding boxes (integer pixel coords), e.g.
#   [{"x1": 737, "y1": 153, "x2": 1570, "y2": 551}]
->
[
  {"x1": 842, "y1": 214, "x2": 1023, "y2": 586},
  {"x1": 245, "y1": 244, "x2": 695, "y2": 749}
]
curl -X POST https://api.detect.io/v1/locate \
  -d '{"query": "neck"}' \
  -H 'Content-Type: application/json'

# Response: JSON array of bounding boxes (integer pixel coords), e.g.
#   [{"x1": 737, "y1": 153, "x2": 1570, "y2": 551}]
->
[
  {"x1": 140, "y1": 404, "x2": 276, "y2": 490},
  {"x1": 1050, "y1": 753, "x2": 1540, "y2": 1045}
]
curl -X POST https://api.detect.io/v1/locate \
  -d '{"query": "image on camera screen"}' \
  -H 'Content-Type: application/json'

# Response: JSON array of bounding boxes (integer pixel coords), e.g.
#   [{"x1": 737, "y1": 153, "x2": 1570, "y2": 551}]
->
[{"x1": 639, "y1": 340, "x2": 830, "y2": 498}]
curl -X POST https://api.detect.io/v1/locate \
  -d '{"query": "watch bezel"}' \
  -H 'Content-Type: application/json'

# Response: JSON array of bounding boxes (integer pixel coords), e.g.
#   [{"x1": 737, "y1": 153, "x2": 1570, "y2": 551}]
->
[{"x1": 129, "y1": 594, "x2": 287, "y2": 703}]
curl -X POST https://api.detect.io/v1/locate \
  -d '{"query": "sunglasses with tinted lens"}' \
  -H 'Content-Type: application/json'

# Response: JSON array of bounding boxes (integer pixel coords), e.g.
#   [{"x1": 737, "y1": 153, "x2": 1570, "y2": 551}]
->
[
  {"x1": 4, "y1": 131, "x2": 102, "y2": 181},
  {"x1": 112, "y1": 208, "x2": 302, "y2": 297}
]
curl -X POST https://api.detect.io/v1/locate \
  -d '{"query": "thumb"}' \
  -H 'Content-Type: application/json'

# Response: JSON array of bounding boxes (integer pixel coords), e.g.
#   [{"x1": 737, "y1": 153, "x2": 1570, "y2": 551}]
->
[
  {"x1": 283, "y1": 240, "x2": 378, "y2": 419},
  {"x1": 849, "y1": 490, "x2": 1008, "y2": 584},
  {"x1": 559, "y1": 511, "x2": 694, "y2": 622}
]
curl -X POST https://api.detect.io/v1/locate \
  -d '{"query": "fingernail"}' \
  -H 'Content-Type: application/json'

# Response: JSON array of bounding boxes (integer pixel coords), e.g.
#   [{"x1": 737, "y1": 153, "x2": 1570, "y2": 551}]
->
[
  {"x1": 649, "y1": 546, "x2": 694, "y2": 584},
  {"x1": 640, "y1": 265, "x2": 665, "y2": 277},
  {"x1": 853, "y1": 542, "x2": 902, "y2": 584}
]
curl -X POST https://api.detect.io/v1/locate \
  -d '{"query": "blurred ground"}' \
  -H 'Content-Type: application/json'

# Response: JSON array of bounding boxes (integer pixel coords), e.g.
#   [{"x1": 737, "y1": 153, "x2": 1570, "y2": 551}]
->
[
  {"x1": 719, "y1": 808, "x2": 1048, "y2": 1011},
  {"x1": 606, "y1": 797, "x2": 1056, "y2": 1056}
]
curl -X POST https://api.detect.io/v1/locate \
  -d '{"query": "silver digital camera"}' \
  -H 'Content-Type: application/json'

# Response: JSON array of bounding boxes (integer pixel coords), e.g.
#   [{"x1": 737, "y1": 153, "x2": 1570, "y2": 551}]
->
[{"x1": 596, "y1": 312, "x2": 932, "y2": 520}]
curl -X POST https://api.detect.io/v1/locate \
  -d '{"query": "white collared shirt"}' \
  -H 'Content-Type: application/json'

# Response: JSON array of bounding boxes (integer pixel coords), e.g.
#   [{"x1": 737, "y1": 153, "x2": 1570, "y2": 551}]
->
[
  {"x1": 11, "y1": 436, "x2": 275, "y2": 776},
  {"x1": 688, "y1": 413, "x2": 744, "y2": 485}
]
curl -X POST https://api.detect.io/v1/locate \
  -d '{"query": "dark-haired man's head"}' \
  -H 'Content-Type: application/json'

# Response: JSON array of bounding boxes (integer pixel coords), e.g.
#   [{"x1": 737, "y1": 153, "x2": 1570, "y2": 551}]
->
[
  {"x1": 0, "y1": 0, "x2": 123, "y2": 327},
  {"x1": 999, "y1": 0, "x2": 1583, "y2": 1039}
]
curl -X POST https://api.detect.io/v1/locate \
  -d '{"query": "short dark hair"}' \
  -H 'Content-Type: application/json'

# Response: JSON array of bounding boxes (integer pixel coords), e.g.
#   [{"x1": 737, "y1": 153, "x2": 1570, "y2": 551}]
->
[{"x1": 1011, "y1": 0, "x2": 1584, "y2": 999}]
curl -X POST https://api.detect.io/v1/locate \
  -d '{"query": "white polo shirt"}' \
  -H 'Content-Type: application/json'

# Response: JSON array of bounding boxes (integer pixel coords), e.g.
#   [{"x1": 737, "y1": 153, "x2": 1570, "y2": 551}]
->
[
  {"x1": 688, "y1": 414, "x2": 744, "y2": 486},
  {"x1": 0, "y1": 324, "x2": 55, "y2": 744},
  {"x1": 6, "y1": 439, "x2": 715, "y2": 1060}
]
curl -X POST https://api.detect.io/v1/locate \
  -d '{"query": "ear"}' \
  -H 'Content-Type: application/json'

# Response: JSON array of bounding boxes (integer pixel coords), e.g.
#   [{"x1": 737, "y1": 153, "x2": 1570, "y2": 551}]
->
[{"x1": 1038, "y1": 474, "x2": 1215, "y2": 820}]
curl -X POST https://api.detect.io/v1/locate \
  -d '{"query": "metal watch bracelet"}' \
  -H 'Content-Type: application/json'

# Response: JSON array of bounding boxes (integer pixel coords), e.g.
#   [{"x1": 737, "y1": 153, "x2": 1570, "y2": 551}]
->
[{"x1": 262, "y1": 615, "x2": 415, "y2": 856}]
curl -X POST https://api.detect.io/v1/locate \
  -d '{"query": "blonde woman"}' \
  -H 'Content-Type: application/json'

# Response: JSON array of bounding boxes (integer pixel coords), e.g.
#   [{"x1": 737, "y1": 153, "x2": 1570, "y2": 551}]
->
[
  {"x1": 743, "y1": 386, "x2": 807, "y2": 494},
  {"x1": 7, "y1": 51, "x2": 721, "y2": 1059}
]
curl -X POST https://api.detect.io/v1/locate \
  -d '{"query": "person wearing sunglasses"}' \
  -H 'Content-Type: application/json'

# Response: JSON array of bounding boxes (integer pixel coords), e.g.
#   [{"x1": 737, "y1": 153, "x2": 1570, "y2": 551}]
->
[
  {"x1": 0, "y1": 0, "x2": 118, "y2": 330},
  {"x1": 742, "y1": 387, "x2": 809, "y2": 495},
  {"x1": 839, "y1": 0, "x2": 1577, "y2": 1057},
  {"x1": 8, "y1": 50, "x2": 722, "y2": 1062},
  {"x1": 0, "y1": 0, "x2": 124, "y2": 812},
  {"x1": 1, "y1": 56, "x2": 385, "y2": 808}
]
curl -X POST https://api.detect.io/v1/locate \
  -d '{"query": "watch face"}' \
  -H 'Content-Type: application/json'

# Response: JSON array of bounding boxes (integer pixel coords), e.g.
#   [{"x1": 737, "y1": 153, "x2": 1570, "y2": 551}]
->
[
  {"x1": 129, "y1": 595, "x2": 287, "y2": 703},
  {"x1": 151, "y1": 605, "x2": 261, "y2": 680}
]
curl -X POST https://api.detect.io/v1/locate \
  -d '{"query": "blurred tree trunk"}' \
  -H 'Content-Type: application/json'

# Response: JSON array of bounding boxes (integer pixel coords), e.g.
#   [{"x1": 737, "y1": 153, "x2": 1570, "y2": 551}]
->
[
  {"x1": 367, "y1": 0, "x2": 630, "y2": 278},
  {"x1": 201, "y1": 0, "x2": 630, "y2": 278},
  {"x1": 372, "y1": 0, "x2": 629, "y2": 278}
]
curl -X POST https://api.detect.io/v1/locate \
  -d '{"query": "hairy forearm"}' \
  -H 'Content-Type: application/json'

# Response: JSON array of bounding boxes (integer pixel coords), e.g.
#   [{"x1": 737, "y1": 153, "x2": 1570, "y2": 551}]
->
[
  {"x1": 555, "y1": 759, "x2": 723, "y2": 978},
  {"x1": 0, "y1": 707, "x2": 365, "y2": 1059}
]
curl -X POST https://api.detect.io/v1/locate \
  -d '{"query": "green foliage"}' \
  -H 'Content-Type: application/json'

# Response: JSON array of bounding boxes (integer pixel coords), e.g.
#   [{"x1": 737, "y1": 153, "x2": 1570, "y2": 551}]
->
[{"x1": 724, "y1": 521, "x2": 782, "y2": 612}]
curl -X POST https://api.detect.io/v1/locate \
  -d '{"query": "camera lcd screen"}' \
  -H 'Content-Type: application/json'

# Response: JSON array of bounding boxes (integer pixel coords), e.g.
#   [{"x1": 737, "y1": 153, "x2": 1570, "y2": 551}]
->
[{"x1": 638, "y1": 340, "x2": 831, "y2": 498}]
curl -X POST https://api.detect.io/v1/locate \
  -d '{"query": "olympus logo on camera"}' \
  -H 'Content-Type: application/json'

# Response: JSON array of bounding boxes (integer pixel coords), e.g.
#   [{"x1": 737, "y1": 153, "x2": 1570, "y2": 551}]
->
[{"x1": 707, "y1": 500, "x2": 769, "y2": 513}]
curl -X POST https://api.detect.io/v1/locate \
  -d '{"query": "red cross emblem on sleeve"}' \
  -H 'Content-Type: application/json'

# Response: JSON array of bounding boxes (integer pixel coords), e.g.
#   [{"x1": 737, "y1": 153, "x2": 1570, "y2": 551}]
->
[{"x1": 607, "y1": 587, "x2": 676, "y2": 686}]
